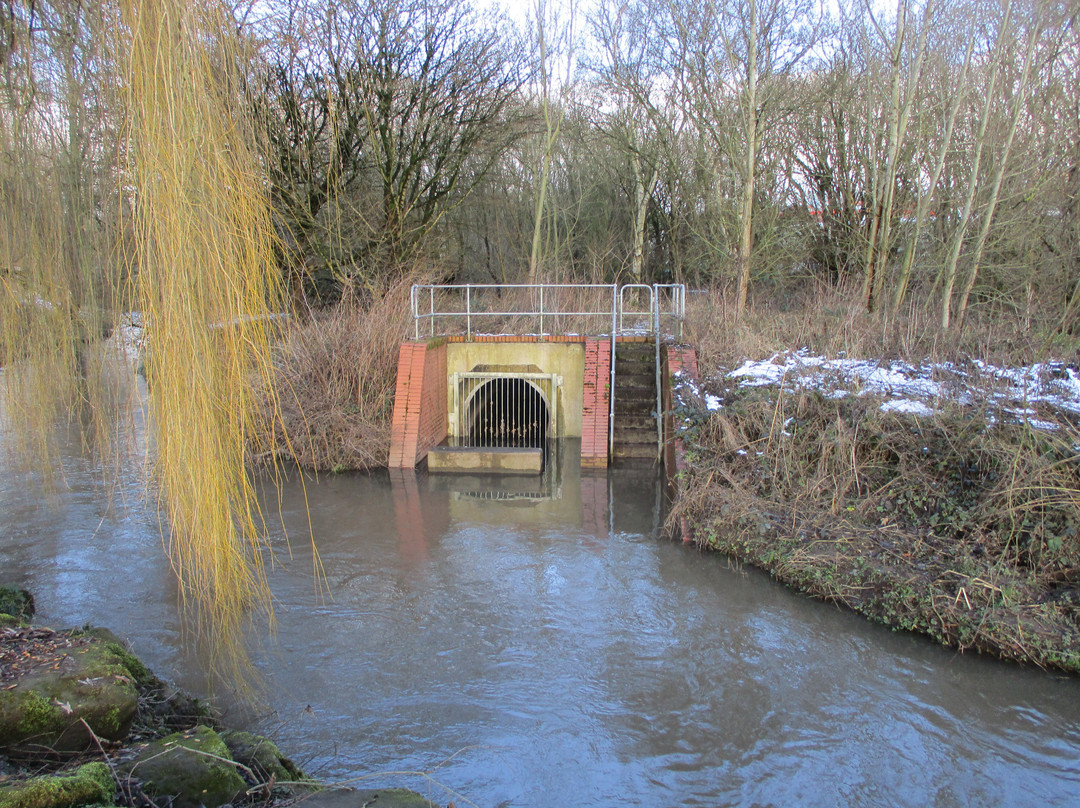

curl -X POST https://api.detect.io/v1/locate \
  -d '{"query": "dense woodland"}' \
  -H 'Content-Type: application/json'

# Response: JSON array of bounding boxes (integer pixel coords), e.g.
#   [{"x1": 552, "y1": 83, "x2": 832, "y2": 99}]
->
[{"x1": 2, "y1": 0, "x2": 1078, "y2": 333}]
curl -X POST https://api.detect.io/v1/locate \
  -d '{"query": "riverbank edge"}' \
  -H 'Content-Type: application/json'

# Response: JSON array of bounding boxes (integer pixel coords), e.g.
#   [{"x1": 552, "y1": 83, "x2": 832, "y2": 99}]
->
[
  {"x1": 663, "y1": 371, "x2": 1080, "y2": 676},
  {"x1": 0, "y1": 600, "x2": 440, "y2": 808},
  {"x1": 676, "y1": 504, "x2": 1080, "y2": 674}
]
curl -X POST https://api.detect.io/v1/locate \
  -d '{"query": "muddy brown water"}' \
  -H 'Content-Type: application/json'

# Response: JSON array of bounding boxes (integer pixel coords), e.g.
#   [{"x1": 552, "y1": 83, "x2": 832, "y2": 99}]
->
[{"x1": 3, "y1": 429, "x2": 1080, "y2": 807}]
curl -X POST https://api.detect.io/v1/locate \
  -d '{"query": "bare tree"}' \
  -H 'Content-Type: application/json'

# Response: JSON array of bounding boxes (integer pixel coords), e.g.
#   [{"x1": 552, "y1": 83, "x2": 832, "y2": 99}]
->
[
  {"x1": 951, "y1": 0, "x2": 1060, "y2": 329},
  {"x1": 858, "y1": 0, "x2": 934, "y2": 313},
  {"x1": 675, "y1": 0, "x2": 822, "y2": 315},
  {"x1": 255, "y1": 0, "x2": 524, "y2": 300},
  {"x1": 889, "y1": 7, "x2": 974, "y2": 314}
]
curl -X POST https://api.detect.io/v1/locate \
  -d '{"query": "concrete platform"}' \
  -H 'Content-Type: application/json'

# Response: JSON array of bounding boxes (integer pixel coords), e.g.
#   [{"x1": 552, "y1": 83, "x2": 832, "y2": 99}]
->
[{"x1": 427, "y1": 446, "x2": 543, "y2": 475}]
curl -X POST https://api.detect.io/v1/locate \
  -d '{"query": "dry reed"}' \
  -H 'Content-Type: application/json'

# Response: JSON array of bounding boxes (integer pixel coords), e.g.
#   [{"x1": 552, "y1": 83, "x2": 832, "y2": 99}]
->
[
  {"x1": 266, "y1": 279, "x2": 415, "y2": 472},
  {"x1": 683, "y1": 279, "x2": 1055, "y2": 374}
]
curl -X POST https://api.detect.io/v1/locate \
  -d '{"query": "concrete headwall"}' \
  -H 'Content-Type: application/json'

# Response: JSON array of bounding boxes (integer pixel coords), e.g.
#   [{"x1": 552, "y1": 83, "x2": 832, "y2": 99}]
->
[
  {"x1": 390, "y1": 336, "x2": 618, "y2": 470},
  {"x1": 445, "y1": 340, "x2": 586, "y2": 438}
]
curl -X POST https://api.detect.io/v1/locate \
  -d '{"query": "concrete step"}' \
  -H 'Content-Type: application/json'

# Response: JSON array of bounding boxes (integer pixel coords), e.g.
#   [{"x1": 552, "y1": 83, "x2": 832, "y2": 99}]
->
[
  {"x1": 616, "y1": 342, "x2": 655, "y2": 355},
  {"x1": 615, "y1": 408, "x2": 655, "y2": 421},
  {"x1": 615, "y1": 421, "x2": 657, "y2": 434},
  {"x1": 616, "y1": 372, "x2": 655, "y2": 386},
  {"x1": 615, "y1": 357, "x2": 655, "y2": 370},
  {"x1": 427, "y1": 446, "x2": 543, "y2": 475},
  {"x1": 615, "y1": 407, "x2": 655, "y2": 420},
  {"x1": 617, "y1": 388, "x2": 656, "y2": 404},
  {"x1": 613, "y1": 443, "x2": 660, "y2": 459},
  {"x1": 614, "y1": 414, "x2": 656, "y2": 430},
  {"x1": 615, "y1": 377, "x2": 656, "y2": 391},
  {"x1": 614, "y1": 429, "x2": 658, "y2": 444},
  {"x1": 617, "y1": 348, "x2": 653, "y2": 359},
  {"x1": 615, "y1": 420, "x2": 657, "y2": 434},
  {"x1": 615, "y1": 388, "x2": 655, "y2": 399}
]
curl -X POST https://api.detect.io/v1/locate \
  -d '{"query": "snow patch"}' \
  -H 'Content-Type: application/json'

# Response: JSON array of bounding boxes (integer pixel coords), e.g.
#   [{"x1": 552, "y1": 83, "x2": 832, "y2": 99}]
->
[
  {"x1": 709, "y1": 350, "x2": 1079, "y2": 431},
  {"x1": 880, "y1": 399, "x2": 935, "y2": 417}
]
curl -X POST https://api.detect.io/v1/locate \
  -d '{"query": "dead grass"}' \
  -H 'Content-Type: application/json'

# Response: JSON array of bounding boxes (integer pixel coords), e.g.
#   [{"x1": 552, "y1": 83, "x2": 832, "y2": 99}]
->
[{"x1": 262, "y1": 279, "x2": 415, "y2": 472}]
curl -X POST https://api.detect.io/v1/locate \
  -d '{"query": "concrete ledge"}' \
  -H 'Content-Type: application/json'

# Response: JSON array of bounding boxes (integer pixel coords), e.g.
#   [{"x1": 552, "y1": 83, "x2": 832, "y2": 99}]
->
[{"x1": 427, "y1": 446, "x2": 543, "y2": 475}]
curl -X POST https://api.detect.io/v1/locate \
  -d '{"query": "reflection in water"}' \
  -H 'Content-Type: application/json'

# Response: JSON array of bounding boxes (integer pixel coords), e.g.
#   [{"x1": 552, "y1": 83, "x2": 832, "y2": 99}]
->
[{"x1": 3, "y1": 432, "x2": 1080, "y2": 807}]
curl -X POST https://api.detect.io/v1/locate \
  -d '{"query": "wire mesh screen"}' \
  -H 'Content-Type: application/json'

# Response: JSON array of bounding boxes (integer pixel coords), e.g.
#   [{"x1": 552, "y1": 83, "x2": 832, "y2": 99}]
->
[{"x1": 456, "y1": 373, "x2": 558, "y2": 448}]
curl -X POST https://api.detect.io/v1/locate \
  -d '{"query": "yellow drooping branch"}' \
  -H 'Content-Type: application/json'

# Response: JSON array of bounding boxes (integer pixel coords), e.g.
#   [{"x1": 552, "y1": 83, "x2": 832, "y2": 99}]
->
[{"x1": 119, "y1": 0, "x2": 287, "y2": 676}]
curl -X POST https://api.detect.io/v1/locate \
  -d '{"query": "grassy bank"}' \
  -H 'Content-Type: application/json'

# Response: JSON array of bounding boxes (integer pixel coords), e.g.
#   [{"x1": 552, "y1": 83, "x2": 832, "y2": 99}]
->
[{"x1": 674, "y1": 288, "x2": 1080, "y2": 672}]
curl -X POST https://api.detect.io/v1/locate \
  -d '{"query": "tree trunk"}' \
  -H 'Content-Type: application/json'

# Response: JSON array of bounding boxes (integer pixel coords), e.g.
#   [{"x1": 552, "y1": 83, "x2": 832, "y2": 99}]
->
[
  {"x1": 939, "y1": 0, "x2": 1010, "y2": 329},
  {"x1": 954, "y1": 17, "x2": 1040, "y2": 330},
  {"x1": 734, "y1": 0, "x2": 758, "y2": 319},
  {"x1": 630, "y1": 151, "x2": 659, "y2": 283},
  {"x1": 892, "y1": 29, "x2": 972, "y2": 315}
]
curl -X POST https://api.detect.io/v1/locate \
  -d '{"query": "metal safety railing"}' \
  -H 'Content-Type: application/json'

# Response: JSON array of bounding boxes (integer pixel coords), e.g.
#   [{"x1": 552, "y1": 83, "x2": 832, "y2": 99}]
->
[{"x1": 410, "y1": 283, "x2": 685, "y2": 341}]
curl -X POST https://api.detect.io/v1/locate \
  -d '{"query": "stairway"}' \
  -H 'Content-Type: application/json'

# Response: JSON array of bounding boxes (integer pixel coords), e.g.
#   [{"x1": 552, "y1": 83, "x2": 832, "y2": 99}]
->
[{"x1": 612, "y1": 340, "x2": 659, "y2": 462}]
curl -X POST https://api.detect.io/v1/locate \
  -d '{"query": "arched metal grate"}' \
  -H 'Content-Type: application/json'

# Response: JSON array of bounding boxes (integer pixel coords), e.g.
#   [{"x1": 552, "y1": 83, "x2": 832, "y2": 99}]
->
[{"x1": 456, "y1": 373, "x2": 557, "y2": 448}]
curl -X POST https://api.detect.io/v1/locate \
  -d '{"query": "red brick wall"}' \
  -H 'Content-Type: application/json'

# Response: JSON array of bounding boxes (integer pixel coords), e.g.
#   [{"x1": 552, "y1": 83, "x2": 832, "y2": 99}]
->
[
  {"x1": 581, "y1": 337, "x2": 612, "y2": 468},
  {"x1": 417, "y1": 342, "x2": 447, "y2": 460},
  {"x1": 445, "y1": 335, "x2": 586, "y2": 343},
  {"x1": 661, "y1": 345, "x2": 700, "y2": 543},
  {"x1": 389, "y1": 340, "x2": 448, "y2": 468}
]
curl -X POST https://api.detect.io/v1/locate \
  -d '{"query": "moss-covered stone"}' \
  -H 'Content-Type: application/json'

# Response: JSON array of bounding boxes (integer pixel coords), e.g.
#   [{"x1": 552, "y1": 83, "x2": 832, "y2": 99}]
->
[
  {"x1": 0, "y1": 588, "x2": 34, "y2": 623},
  {"x1": 0, "y1": 631, "x2": 140, "y2": 752},
  {"x1": 219, "y1": 730, "x2": 304, "y2": 783},
  {"x1": 0, "y1": 762, "x2": 113, "y2": 808},
  {"x1": 73, "y1": 629, "x2": 154, "y2": 687},
  {"x1": 121, "y1": 725, "x2": 245, "y2": 808}
]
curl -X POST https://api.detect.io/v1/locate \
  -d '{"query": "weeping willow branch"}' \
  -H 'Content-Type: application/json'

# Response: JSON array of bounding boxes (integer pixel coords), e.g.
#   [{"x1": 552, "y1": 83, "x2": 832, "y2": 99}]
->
[
  {"x1": 119, "y1": 0, "x2": 288, "y2": 682},
  {"x1": 0, "y1": 0, "x2": 120, "y2": 474}
]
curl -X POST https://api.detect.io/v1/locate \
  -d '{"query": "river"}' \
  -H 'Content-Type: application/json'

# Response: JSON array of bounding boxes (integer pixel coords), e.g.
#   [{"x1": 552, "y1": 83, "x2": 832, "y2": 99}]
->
[{"x1": 3, "y1": 424, "x2": 1080, "y2": 806}]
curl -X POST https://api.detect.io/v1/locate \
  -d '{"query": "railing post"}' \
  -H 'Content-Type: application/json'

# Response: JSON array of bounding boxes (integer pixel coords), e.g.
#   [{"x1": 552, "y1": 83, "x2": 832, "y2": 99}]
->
[
  {"x1": 609, "y1": 285, "x2": 616, "y2": 459},
  {"x1": 411, "y1": 284, "x2": 418, "y2": 340},
  {"x1": 466, "y1": 286, "x2": 472, "y2": 339},
  {"x1": 539, "y1": 286, "x2": 544, "y2": 337},
  {"x1": 678, "y1": 285, "x2": 685, "y2": 341},
  {"x1": 654, "y1": 287, "x2": 662, "y2": 459}
]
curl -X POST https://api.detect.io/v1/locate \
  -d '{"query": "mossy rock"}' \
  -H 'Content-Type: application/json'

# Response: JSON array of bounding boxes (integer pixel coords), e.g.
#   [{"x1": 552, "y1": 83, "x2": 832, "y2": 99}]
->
[
  {"x1": 120, "y1": 725, "x2": 245, "y2": 808},
  {"x1": 71, "y1": 629, "x2": 154, "y2": 687},
  {"x1": 0, "y1": 631, "x2": 141, "y2": 753},
  {"x1": 0, "y1": 762, "x2": 114, "y2": 808},
  {"x1": 0, "y1": 588, "x2": 34, "y2": 624},
  {"x1": 219, "y1": 730, "x2": 305, "y2": 784}
]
